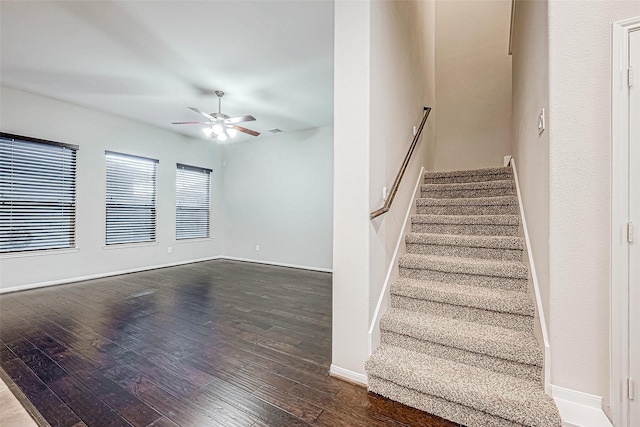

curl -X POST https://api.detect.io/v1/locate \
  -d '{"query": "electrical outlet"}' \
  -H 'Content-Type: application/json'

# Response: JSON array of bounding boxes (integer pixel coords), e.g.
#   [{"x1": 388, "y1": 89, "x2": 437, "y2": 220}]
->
[
  {"x1": 413, "y1": 125, "x2": 417, "y2": 136},
  {"x1": 256, "y1": 245, "x2": 260, "y2": 251},
  {"x1": 383, "y1": 186, "x2": 389, "y2": 201},
  {"x1": 167, "y1": 247, "x2": 173, "y2": 254}
]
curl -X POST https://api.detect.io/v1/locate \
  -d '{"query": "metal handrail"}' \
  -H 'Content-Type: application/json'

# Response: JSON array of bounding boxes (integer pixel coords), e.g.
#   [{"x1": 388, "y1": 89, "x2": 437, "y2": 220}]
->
[
  {"x1": 508, "y1": 0, "x2": 517, "y2": 55},
  {"x1": 370, "y1": 106, "x2": 432, "y2": 220}
]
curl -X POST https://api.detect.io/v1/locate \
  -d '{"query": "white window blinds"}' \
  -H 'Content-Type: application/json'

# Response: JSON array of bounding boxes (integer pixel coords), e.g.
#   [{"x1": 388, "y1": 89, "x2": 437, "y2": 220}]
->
[
  {"x1": 105, "y1": 152, "x2": 158, "y2": 245},
  {"x1": 0, "y1": 133, "x2": 78, "y2": 253},
  {"x1": 176, "y1": 164, "x2": 211, "y2": 240}
]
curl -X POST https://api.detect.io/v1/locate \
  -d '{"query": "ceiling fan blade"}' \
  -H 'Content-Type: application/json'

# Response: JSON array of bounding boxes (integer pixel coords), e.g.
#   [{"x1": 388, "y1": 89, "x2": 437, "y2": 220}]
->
[
  {"x1": 226, "y1": 115, "x2": 256, "y2": 124},
  {"x1": 188, "y1": 107, "x2": 215, "y2": 121},
  {"x1": 171, "y1": 121, "x2": 211, "y2": 125},
  {"x1": 232, "y1": 125, "x2": 260, "y2": 137}
]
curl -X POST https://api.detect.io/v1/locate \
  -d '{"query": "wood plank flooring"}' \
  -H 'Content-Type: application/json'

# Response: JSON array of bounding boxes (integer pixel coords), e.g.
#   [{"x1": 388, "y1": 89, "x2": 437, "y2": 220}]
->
[{"x1": 0, "y1": 260, "x2": 459, "y2": 427}]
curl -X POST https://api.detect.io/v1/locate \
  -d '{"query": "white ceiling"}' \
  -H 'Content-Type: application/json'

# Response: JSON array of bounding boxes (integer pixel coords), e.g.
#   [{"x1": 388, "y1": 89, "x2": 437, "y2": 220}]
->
[{"x1": 0, "y1": 1, "x2": 335, "y2": 142}]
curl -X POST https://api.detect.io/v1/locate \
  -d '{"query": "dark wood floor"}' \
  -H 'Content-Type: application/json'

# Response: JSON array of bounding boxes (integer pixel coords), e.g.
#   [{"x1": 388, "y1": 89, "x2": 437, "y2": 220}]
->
[{"x1": 0, "y1": 259, "x2": 458, "y2": 427}]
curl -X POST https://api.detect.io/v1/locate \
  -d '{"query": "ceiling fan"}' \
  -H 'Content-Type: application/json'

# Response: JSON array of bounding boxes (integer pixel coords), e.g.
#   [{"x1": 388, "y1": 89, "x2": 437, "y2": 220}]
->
[{"x1": 172, "y1": 90, "x2": 260, "y2": 141}]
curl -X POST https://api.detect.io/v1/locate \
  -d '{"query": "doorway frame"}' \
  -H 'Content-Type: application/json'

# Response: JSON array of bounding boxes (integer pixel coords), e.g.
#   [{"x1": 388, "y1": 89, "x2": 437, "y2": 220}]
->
[{"x1": 611, "y1": 15, "x2": 640, "y2": 427}]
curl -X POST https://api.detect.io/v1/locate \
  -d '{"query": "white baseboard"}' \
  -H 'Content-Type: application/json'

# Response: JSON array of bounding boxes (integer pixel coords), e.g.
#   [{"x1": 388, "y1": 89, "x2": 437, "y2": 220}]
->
[
  {"x1": 0, "y1": 256, "x2": 225, "y2": 294},
  {"x1": 510, "y1": 159, "x2": 552, "y2": 394},
  {"x1": 329, "y1": 364, "x2": 367, "y2": 386},
  {"x1": 220, "y1": 256, "x2": 332, "y2": 273},
  {"x1": 0, "y1": 255, "x2": 331, "y2": 294},
  {"x1": 551, "y1": 385, "x2": 613, "y2": 427}
]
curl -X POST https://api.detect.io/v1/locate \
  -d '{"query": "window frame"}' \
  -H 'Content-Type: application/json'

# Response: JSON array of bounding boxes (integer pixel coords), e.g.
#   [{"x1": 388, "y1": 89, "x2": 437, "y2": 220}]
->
[
  {"x1": 175, "y1": 163, "x2": 212, "y2": 240},
  {"x1": 105, "y1": 151, "x2": 159, "y2": 246},
  {"x1": 0, "y1": 132, "x2": 78, "y2": 255}
]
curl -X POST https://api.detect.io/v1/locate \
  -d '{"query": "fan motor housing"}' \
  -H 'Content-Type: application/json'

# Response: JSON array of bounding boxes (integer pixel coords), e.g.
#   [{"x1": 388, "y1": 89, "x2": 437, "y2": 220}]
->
[{"x1": 211, "y1": 113, "x2": 230, "y2": 120}]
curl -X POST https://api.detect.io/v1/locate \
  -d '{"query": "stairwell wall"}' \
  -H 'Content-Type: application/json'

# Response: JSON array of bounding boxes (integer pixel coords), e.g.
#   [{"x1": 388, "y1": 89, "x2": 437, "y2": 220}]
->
[
  {"x1": 546, "y1": 0, "x2": 640, "y2": 416},
  {"x1": 369, "y1": 0, "x2": 436, "y2": 335},
  {"x1": 332, "y1": 0, "x2": 435, "y2": 382},
  {"x1": 432, "y1": 0, "x2": 513, "y2": 171},
  {"x1": 511, "y1": 0, "x2": 550, "y2": 357},
  {"x1": 513, "y1": 0, "x2": 640, "y2": 417}
]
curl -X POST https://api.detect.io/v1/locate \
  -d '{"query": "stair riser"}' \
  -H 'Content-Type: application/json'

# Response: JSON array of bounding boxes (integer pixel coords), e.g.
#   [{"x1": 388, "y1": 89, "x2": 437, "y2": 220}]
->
[
  {"x1": 368, "y1": 377, "x2": 522, "y2": 427},
  {"x1": 416, "y1": 204, "x2": 517, "y2": 215},
  {"x1": 406, "y1": 243, "x2": 523, "y2": 261},
  {"x1": 391, "y1": 279, "x2": 535, "y2": 317},
  {"x1": 421, "y1": 188, "x2": 515, "y2": 199},
  {"x1": 380, "y1": 332, "x2": 541, "y2": 383},
  {"x1": 381, "y1": 312, "x2": 542, "y2": 366},
  {"x1": 399, "y1": 267, "x2": 527, "y2": 291},
  {"x1": 424, "y1": 173, "x2": 513, "y2": 184},
  {"x1": 411, "y1": 223, "x2": 519, "y2": 236},
  {"x1": 390, "y1": 295, "x2": 533, "y2": 332}
]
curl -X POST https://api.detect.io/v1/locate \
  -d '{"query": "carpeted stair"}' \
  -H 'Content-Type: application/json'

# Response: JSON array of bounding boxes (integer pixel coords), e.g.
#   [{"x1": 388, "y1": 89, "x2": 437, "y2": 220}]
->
[{"x1": 365, "y1": 166, "x2": 561, "y2": 427}]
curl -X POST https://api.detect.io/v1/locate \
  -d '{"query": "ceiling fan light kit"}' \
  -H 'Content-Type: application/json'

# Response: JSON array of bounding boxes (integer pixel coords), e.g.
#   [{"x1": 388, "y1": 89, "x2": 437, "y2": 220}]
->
[{"x1": 172, "y1": 90, "x2": 260, "y2": 142}]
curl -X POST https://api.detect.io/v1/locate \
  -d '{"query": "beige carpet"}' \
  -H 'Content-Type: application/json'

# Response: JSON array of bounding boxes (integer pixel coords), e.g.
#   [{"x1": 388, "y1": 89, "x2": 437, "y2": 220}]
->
[{"x1": 365, "y1": 166, "x2": 562, "y2": 427}]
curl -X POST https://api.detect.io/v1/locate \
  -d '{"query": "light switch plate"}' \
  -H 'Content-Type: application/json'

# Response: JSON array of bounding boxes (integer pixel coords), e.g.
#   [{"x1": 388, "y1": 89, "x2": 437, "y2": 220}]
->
[{"x1": 538, "y1": 108, "x2": 546, "y2": 135}]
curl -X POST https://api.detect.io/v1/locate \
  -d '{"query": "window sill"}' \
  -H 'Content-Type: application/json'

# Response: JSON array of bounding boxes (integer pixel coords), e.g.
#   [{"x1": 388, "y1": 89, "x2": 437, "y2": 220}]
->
[
  {"x1": 0, "y1": 247, "x2": 79, "y2": 259},
  {"x1": 102, "y1": 242, "x2": 158, "y2": 250},
  {"x1": 175, "y1": 237, "x2": 213, "y2": 244}
]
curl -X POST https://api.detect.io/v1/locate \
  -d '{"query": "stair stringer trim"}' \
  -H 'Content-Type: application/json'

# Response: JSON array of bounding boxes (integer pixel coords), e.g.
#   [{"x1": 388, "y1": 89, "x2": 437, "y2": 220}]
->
[
  {"x1": 368, "y1": 166, "x2": 425, "y2": 356},
  {"x1": 510, "y1": 158, "x2": 551, "y2": 395}
]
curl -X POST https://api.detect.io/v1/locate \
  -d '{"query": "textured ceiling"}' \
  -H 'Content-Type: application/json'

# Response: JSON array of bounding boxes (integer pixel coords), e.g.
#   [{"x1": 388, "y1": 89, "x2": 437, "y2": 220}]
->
[{"x1": 0, "y1": 0, "x2": 335, "y2": 142}]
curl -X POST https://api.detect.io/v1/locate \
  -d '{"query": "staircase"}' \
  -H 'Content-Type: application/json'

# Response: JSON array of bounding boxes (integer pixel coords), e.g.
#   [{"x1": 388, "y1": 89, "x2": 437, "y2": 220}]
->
[{"x1": 365, "y1": 166, "x2": 561, "y2": 427}]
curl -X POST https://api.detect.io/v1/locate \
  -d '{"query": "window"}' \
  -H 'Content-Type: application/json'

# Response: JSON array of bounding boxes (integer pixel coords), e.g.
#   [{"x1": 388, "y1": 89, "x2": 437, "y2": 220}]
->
[
  {"x1": 105, "y1": 152, "x2": 158, "y2": 245},
  {"x1": 0, "y1": 133, "x2": 78, "y2": 254},
  {"x1": 176, "y1": 164, "x2": 211, "y2": 240}
]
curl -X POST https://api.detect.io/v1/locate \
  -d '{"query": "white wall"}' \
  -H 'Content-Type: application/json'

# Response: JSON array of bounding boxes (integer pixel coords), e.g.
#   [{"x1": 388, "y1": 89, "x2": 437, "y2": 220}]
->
[
  {"x1": 222, "y1": 125, "x2": 333, "y2": 271},
  {"x1": 332, "y1": 0, "x2": 435, "y2": 382},
  {"x1": 511, "y1": 0, "x2": 550, "y2": 338},
  {"x1": 332, "y1": 0, "x2": 372, "y2": 382},
  {"x1": 546, "y1": 0, "x2": 640, "y2": 415},
  {"x1": 0, "y1": 86, "x2": 223, "y2": 292},
  {"x1": 369, "y1": 0, "x2": 435, "y2": 333},
  {"x1": 433, "y1": 0, "x2": 512, "y2": 171}
]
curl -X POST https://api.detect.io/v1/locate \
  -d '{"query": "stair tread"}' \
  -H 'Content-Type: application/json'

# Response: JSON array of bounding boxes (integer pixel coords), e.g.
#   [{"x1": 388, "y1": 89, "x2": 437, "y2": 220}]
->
[
  {"x1": 424, "y1": 166, "x2": 512, "y2": 178},
  {"x1": 399, "y1": 253, "x2": 528, "y2": 279},
  {"x1": 391, "y1": 277, "x2": 534, "y2": 316},
  {"x1": 380, "y1": 308, "x2": 541, "y2": 366},
  {"x1": 416, "y1": 195, "x2": 517, "y2": 206},
  {"x1": 421, "y1": 180, "x2": 513, "y2": 191},
  {"x1": 366, "y1": 345, "x2": 561, "y2": 427},
  {"x1": 412, "y1": 214, "x2": 519, "y2": 225},
  {"x1": 406, "y1": 233, "x2": 524, "y2": 250}
]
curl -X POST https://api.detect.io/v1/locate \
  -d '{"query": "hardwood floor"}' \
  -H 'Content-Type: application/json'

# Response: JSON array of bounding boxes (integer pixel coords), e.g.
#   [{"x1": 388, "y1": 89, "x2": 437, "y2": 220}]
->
[{"x1": 0, "y1": 260, "x2": 459, "y2": 427}]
